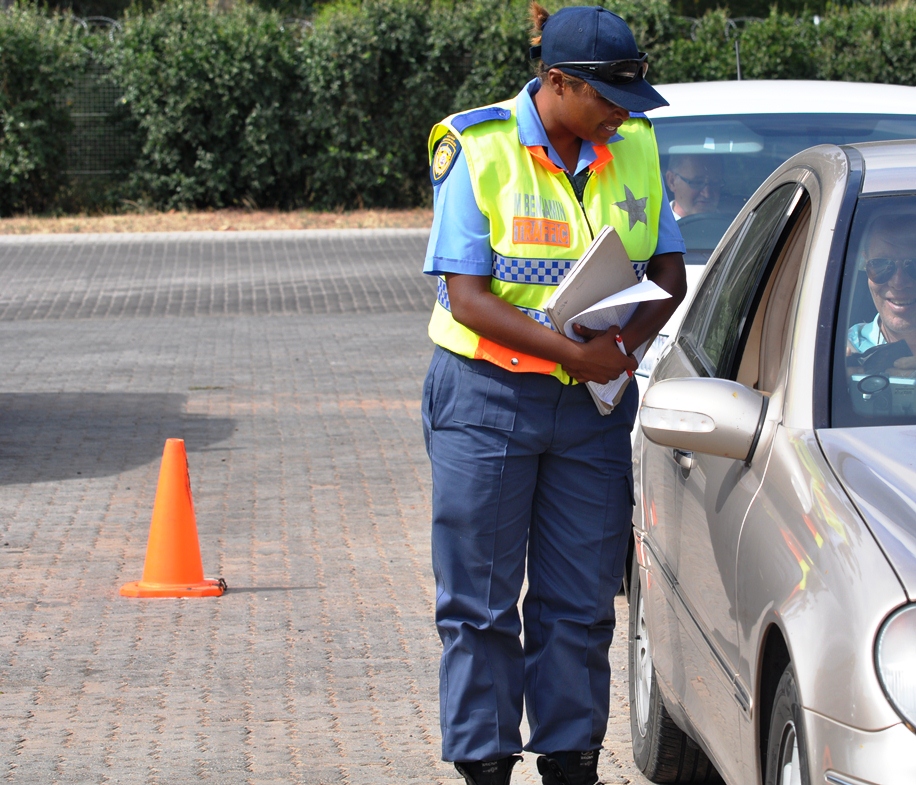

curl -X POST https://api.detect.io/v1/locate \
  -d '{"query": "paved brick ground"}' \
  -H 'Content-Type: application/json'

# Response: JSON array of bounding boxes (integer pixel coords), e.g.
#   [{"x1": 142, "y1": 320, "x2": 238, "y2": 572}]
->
[{"x1": 0, "y1": 230, "x2": 649, "y2": 785}]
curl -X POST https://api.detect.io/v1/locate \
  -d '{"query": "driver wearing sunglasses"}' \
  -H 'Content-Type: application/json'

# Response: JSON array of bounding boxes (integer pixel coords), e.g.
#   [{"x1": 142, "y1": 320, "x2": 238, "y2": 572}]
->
[{"x1": 848, "y1": 216, "x2": 916, "y2": 369}]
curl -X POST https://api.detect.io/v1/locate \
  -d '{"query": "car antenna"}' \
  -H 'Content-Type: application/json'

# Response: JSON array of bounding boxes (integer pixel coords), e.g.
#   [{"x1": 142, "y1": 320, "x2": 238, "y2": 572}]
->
[{"x1": 725, "y1": 18, "x2": 742, "y2": 81}]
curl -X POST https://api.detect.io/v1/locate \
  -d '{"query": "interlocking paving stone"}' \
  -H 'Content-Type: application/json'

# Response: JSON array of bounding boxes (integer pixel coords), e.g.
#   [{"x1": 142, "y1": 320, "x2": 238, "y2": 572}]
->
[{"x1": 0, "y1": 230, "x2": 650, "y2": 785}]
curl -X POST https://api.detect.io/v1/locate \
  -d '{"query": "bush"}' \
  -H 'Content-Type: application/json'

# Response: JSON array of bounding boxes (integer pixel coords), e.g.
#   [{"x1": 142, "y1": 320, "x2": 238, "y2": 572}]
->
[
  {"x1": 4, "y1": 0, "x2": 916, "y2": 215},
  {"x1": 734, "y1": 12, "x2": 819, "y2": 80},
  {"x1": 0, "y1": 5, "x2": 86, "y2": 216},
  {"x1": 293, "y1": 0, "x2": 679, "y2": 210},
  {"x1": 297, "y1": 0, "x2": 446, "y2": 210},
  {"x1": 816, "y1": 3, "x2": 916, "y2": 85},
  {"x1": 652, "y1": 11, "x2": 736, "y2": 83},
  {"x1": 441, "y1": 0, "x2": 532, "y2": 113},
  {"x1": 652, "y1": 10, "x2": 820, "y2": 84},
  {"x1": 103, "y1": 0, "x2": 309, "y2": 210}
]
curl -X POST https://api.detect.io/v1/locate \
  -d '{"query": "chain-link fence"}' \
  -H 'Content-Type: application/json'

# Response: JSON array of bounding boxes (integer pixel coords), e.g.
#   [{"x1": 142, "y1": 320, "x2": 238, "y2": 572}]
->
[
  {"x1": 60, "y1": 17, "x2": 139, "y2": 180},
  {"x1": 58, "y1": 15, "x2": 318, "y2": 183}
]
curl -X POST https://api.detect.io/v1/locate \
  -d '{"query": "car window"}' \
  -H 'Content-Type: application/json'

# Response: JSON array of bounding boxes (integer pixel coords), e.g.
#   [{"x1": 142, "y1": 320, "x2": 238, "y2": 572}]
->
[
  {"x1": 680, "y1": 183, "x2": 804, "y2": 379},
  {"x1": 833, "y1": 194, "x2": 916, "y2": 426},
  {"x1": 654, "y1": 113, "x2": 916, "y2": 264}
]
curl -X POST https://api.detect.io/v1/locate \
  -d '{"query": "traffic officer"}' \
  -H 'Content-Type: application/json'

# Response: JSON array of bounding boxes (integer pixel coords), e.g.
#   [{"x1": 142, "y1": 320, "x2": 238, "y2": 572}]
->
[{"x1": 421, "y1": 5, "x2": 687, "y2": 784}]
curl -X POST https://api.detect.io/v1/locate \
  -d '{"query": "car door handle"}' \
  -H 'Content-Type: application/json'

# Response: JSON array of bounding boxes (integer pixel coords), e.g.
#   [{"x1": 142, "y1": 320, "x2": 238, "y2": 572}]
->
[{"x1": 672, "y1": 449, "x2": 695, "y2": 471}]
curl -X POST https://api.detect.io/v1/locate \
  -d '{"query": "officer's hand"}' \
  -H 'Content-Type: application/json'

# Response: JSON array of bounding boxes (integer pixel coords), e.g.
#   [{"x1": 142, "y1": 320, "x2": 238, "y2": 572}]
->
[{"x1": 562, "y1": 328, "x2": 638, "y2": 384}]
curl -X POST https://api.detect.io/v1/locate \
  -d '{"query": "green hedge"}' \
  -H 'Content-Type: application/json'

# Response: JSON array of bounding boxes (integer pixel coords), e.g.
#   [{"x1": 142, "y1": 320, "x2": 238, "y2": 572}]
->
[
  {"x1": 3, "y1": 0, "x2": 916, "y2": 216},
  {"x1": 0, "y1": 6, "x2": 85, "y2": 214},
  {"x1": 103, "y1": 1, "x2": 308, "y2": 209}
]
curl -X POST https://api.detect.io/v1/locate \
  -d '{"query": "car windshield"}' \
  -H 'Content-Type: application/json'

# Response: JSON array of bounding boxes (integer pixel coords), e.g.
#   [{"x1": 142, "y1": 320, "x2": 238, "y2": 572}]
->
[
  {"x1": 654, "y1": 113, "x2": 916, "y2": 264},
  {"x1": 834, "y1": 194, "x2": 916, "y2": 427}
]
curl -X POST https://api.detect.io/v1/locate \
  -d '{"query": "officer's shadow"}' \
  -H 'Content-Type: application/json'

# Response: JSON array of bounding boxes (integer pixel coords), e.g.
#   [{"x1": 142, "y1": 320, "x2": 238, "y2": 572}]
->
[{"x1": 0, "y1": 392, "x2": 235, "y2": 485}]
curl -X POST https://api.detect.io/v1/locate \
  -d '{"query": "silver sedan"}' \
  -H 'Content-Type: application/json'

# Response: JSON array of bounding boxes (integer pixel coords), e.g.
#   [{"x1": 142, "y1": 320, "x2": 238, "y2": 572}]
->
[{"x1": 629, "y1": 139, "x2": 916, "y2": 785}]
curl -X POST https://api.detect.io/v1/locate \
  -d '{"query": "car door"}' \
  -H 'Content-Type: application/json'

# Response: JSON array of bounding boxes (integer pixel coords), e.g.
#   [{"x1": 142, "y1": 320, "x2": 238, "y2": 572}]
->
[{"x1": 642, "y1": 180, "x2": 812, "y2": 781}]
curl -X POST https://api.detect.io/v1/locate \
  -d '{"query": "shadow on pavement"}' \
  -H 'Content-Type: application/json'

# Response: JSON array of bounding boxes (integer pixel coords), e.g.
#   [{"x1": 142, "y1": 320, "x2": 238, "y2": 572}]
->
[{"x1": 0, "y1": 393, "x2": 235, "y2": 484}]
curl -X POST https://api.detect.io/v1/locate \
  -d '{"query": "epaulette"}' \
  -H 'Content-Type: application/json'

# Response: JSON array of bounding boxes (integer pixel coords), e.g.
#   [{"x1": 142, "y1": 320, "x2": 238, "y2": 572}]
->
[{"x1": 451, "y1": 106, "x2": 512, "y2": 133}]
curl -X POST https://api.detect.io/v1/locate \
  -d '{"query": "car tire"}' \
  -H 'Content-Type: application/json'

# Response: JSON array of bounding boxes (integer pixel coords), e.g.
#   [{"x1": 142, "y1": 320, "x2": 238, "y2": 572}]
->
[
  {"x1": 764, "y1": 666, "x2": 810, "y2": 785},
  {"x1": 628, "y1": 556, "x2": 723, "y2": 783}
]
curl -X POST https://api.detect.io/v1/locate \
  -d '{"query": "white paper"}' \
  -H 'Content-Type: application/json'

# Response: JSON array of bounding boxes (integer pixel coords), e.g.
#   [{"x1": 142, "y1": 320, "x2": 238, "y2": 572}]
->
[
  {"x1": 562, "y1": 279, "x2": 671, "y2": 407},
  {"x1": 562, "y1": 279, "x2": 672, "y2": 340}
]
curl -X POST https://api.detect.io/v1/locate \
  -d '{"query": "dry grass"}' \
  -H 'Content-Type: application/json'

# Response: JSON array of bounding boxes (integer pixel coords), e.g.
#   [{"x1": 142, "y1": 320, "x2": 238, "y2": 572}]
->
[{"x1": 0, "y1": 207, "x2": 434, "y2": 235}]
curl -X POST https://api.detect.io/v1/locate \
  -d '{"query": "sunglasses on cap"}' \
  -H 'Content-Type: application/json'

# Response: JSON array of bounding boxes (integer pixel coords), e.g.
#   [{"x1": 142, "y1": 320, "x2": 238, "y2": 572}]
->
[
  {"x1": 550, "y1": 53, "x2": 649, "y2": 84},
  {"x1": 865, "y1": 257, "x2": 916, "y2": 285}
]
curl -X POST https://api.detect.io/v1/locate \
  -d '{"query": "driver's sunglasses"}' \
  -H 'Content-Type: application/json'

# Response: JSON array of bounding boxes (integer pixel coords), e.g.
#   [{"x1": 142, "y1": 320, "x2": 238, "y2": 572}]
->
[
  {"x1": 865, "y1": 257, "x2": 916, "y2": 285},
  {"x1": 550, "y1": 53, "x2": 649, "y2": 84},
  {"x1": 673, "y1": 172, "x2": 725, "y2": 192}
]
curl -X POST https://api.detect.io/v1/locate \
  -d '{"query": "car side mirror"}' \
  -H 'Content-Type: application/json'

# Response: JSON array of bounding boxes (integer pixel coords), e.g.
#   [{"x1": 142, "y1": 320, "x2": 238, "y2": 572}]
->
[{"x1": 639, "y1": 377, "x2": 769, "y2": 464}]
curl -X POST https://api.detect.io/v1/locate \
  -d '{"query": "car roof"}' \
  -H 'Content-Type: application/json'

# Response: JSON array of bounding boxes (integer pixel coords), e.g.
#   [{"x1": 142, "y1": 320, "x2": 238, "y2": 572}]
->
[
  {"x1": 649, "y1": 80, "x2": 916, "y2": 118},
  {"x1": 849, "y1": 138, "x2": 916, "y2": 193}
]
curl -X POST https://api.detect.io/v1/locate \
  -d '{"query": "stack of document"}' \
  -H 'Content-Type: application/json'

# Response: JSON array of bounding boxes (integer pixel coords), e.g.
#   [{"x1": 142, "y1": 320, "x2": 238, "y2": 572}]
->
[{"x1": 545, "y1": 224, "x2": 671, "y2": 415}]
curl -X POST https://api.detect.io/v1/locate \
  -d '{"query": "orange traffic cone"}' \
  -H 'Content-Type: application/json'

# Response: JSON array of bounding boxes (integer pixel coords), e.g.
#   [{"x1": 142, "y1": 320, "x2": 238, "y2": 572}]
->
[{"x1": 120, "y1": 438, "x2": 226, "y2": 598}]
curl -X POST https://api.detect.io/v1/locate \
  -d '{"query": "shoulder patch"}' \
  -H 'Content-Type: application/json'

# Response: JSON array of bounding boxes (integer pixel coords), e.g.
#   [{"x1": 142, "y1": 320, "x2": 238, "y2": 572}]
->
[
  {"x1": 431, "y1": 133, "x2": 462, "y2": 185},
  {"x1": 451, "y1": 106, "x2": 512, "y2": 134}
]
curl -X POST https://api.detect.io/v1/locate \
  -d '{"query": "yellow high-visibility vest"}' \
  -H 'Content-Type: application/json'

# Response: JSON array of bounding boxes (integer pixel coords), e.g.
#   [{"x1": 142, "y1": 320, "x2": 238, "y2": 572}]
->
[{"x1": 427, "y1": 96, "x2": 663, "y2": 383}]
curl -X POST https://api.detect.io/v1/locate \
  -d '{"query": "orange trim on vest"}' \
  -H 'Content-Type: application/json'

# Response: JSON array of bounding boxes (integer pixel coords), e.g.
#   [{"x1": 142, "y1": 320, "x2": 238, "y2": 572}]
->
[
  {"x1": 528, "y1": 143, "x2": 614, "y2": 175},
  {"x1": 474, "y1": 338, "x2": 558, "y2": 375},
  {"x1": 525, "y1": 145, "x2": 564, "y2": 174},
  {"x1": 590, "y1": 145, "x2": 614, "y2": 174}
]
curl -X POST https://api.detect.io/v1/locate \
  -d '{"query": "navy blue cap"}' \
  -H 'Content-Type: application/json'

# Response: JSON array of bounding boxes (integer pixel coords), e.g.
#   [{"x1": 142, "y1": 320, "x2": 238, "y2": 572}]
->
[{"x1": 532, "y1": 6, "x2": 668, "y2": 113}]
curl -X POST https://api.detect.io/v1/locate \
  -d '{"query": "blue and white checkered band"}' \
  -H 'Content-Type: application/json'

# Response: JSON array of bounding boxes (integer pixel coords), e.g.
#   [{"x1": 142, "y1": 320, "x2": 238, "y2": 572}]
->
[
  {"x1": 518, "y1": 307, "x2": 555, "y2": 329},
  {"x1": 438, "y1": 262, "x2": 649, "y2": 318},
  {"x1": 436, "y1": 277, "x2": 451, "y2": 310},
  {"x1": 491, "y1": 254, "x2": 574, "y2": 284},
  {"x1": 437, "y1": 278, "x2": 554, "y2": 328}
]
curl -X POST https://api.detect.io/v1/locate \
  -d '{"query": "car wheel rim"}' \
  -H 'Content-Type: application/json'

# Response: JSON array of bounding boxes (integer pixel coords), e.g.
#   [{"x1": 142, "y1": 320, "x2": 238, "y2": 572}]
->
[
  {"x1": 777, "y1": 723, "x2": 802, "y2": 785},
  {"x1": 634, "y1": 586, "x2": 653, "y2": 736}
]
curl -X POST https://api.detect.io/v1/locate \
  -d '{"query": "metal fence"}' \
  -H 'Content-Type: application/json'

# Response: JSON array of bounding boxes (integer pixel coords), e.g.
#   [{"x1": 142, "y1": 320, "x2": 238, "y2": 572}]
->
[
  {"x1": 63, "y1": 61, "x2": 139, "y2": 178},
  {"x1": 61, "y1": 17, "x2": 138, "y2": 179}
]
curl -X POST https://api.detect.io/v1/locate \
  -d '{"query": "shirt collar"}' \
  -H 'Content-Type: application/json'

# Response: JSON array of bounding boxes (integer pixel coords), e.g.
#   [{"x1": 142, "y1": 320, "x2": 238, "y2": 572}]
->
[{"x1": 516, "y1": 78, "x2": 626, "y2": 175}]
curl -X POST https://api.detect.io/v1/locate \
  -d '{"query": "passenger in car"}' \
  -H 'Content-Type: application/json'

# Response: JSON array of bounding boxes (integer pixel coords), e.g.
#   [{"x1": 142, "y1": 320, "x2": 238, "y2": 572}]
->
[
  {"x1": 847, "y1": 214, "x2": 916, "y2": 373},
  {"x1": 664, "y1": 154, "x2": 724, "y2": 219}
]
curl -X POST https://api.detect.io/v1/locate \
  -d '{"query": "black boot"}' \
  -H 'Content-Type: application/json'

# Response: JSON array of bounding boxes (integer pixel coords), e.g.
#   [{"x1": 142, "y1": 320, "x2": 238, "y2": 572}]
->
[
  {"x1": 454, "y1": 755, "x2": 522, "y2": 785},
  {"x1": 536, "y1": 750, "x2": 601, "y2": 785}
]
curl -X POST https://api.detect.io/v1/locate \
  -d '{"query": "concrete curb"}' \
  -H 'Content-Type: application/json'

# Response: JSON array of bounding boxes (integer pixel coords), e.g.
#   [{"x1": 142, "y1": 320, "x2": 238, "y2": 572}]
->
[{"x1": 0, "y1": 227, "x2": 431, "y2": 245}]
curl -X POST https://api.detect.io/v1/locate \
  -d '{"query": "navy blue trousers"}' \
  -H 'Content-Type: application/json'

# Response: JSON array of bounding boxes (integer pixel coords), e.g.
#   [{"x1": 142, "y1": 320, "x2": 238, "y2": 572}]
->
[{"x1": 422, "y1": 346, "x2": 637, "y2": 762}]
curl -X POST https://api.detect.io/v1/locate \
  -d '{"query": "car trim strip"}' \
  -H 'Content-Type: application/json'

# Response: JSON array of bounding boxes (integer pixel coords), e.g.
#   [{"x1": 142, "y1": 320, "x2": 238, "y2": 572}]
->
[
  {"x1": 638, "y1": 532, "x2": 752, "y2": 715},
  {"x1": 825, "y1": 772, "x2": 874, "y2": 785},
  {"x1": 816, "y1": 146, "x2": 864, "y2": 429}
]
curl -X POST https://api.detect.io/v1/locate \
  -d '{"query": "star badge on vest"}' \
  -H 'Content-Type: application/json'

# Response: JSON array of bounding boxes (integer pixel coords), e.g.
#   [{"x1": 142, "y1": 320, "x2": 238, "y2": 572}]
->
[
  {"x1": 431, "y1": 133, "x2": 461, "y2": 185},
  {"x1": 614, "y1": 184, "x2": 649, "y2": 230}
]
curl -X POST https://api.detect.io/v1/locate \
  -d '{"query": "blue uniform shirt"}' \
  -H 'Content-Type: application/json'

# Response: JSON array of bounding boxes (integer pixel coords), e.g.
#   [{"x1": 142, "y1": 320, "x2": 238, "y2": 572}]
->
[{"x1": 424, "y1": 79, "x2": 686, "y2": 277}]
